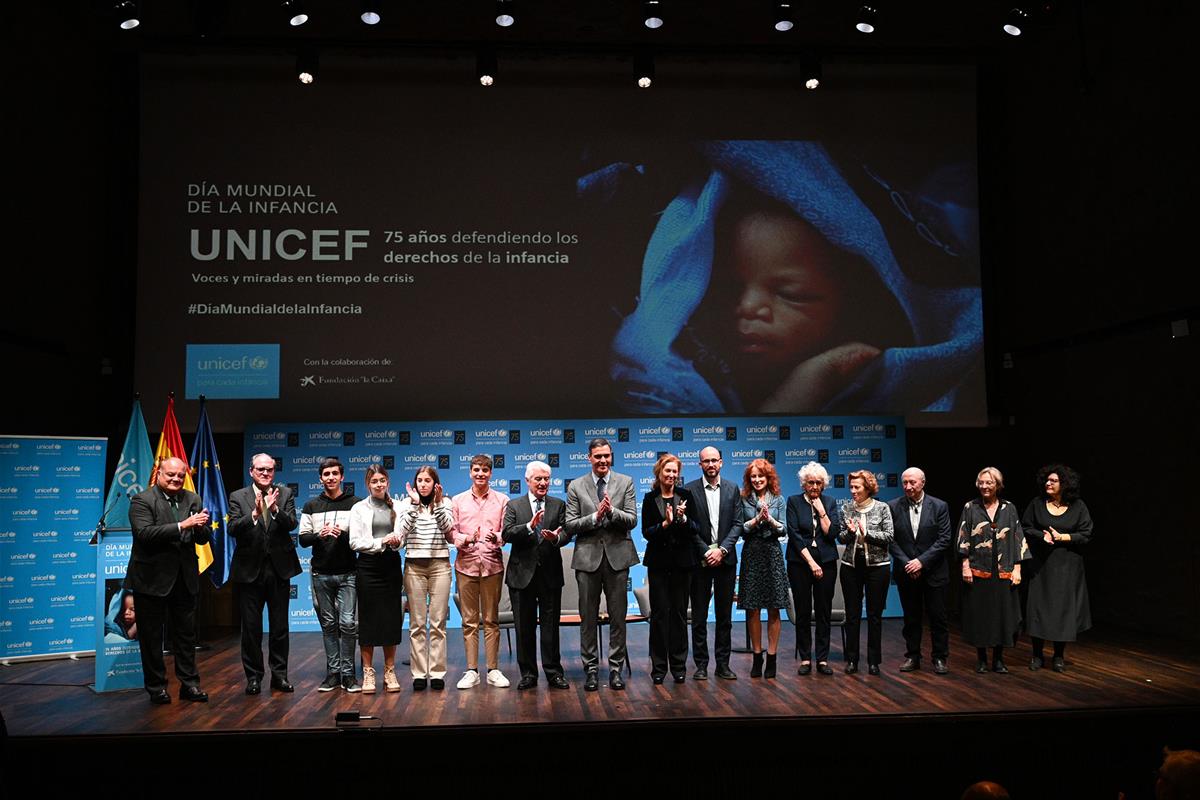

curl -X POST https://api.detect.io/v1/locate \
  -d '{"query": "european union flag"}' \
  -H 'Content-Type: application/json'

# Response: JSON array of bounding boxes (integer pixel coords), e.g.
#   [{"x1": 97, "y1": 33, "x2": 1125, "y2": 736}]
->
[{"x1": 190, "y1": 398, "x2": 233, "y2": 587}]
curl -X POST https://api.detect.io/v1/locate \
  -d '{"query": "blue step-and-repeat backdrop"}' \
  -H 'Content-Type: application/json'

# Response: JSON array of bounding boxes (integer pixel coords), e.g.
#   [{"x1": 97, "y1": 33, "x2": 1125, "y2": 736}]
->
[
  {"x1": 0, "y1": 435, "x2": 107, "y2": 661},
  {"x1": 245, "y1": 416, "x2": 907, "y2": 630}
]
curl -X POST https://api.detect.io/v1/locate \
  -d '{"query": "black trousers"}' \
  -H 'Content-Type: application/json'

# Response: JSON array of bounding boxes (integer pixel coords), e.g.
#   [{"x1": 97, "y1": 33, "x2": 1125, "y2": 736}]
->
[
  {"x1": 895, "y1": 574, "x2": 949, "y2": 661},
  {"x1": 839, "y1": 557, "x2": 890, "y2": 666},
  {"x1": 133, "y1": 576, "x2": 200, "y2": 694},
  {"x1": 690, "y1": 562, "x2": 736, "y2": 669},
  {"x1": 237, "y1": 560, "x2": 291, "y2": 682},
  {"x1": 510, "y1": 565, "x2": 564, "y2": 680},
  {"x1": 648, "y1": 566, "x2": 692, "y2": 677},
  {"x1": 787, "y1": 559, "x2": 838, "y2": 663}
]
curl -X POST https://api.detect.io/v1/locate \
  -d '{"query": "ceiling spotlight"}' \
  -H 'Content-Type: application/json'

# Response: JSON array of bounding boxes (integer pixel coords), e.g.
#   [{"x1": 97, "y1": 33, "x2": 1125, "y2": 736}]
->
[
  {"x1": 114, "y1": 1, "x2": 139, "y2": 30},
  {"x1": 360, "y1": 1, "x2": 382, "y2": 25},
  {"x1": 804, "y1": 61, "x2": 822, "y2": 90},
  {"x1": 643, "y1": 1, "x2": 664, "y2": 29},
  {"x1": 477, "y1": 50, "x2": 498, "y2": 87},
  {"x1": 634, "y1": 51, "x2": 655, "y2": 89},
  {"x1": 774, "y1": 2, "x2": 794, "y2": 32},
  {"x1": 855, "y1": 5, "x2": 876, "y2": 33},
  {"x1": 297, "y1": 50, "x2": 318, "y2": 85},
  {"x1": 495, "y1": 0, "x2": 515, "y2": 27},
  {"x1": 282, "y1": 0, "x2": 308, "y2": 27},
  {"x1": 1003, "y1": 8, "x2": 1029, "y2": 36}
]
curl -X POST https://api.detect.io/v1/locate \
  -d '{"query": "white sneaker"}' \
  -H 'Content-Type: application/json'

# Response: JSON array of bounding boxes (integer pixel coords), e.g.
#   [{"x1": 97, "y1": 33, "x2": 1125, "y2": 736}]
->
[
  {"x1": 486, "y1": 668, "x2": 510, "y2": 688},
  {"x1": 456, "y1": 670, "x2": 480, "y2": 689}
]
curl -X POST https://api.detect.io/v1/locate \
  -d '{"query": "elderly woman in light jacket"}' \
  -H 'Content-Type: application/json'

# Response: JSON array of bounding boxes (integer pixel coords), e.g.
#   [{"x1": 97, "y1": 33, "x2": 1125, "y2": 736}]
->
[{"x1": 837, "y1": 469, "x2": 893, "y2": 675}]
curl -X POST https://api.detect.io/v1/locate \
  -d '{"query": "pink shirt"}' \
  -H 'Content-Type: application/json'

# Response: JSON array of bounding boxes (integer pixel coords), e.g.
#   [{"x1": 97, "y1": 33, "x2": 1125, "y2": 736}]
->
[{"x1": 451, "y1": 488, "x2": 509, "y2": 577}]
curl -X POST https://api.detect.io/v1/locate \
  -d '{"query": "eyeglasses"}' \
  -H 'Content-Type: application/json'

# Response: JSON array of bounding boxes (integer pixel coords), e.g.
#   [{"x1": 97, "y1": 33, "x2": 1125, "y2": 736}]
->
[{"x1": 252, "y1": 466, "x2": 275, "y2": 474}]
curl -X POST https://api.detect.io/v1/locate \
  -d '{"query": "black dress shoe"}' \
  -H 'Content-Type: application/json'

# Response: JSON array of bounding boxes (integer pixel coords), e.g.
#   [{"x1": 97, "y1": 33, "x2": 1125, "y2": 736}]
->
[
  {"x1": 245, "y1": 679, "x2": 262, "y2": 695},
  {"x1": 715, "y1": 665, "x2": 737, "y2": 680},
  {"x1": 584, "y1": 672, "x2": 599, "y2": 692},
  {"x1": 179, "y1": 685, "x2": 209, "y2": 702},
  {"x1": 270, "y1": 678, "x2": 295, "y2": 693},
  {"x1": 933, "y1": 659, "x2": 949, "y2": 675},
  {"x1": 844, "y1": 661, "x2": 859, "y2": 675},
  {"x1": 693, "y1": 667, "x2": 709, "y2": 681},
  {"x1": 413, "y1": 678, "x2": 427, "y2": 691},
  {"x1": 609, "y1": 670, "x2": 625, "y2": 690},
  {"x1": 817, "y1": 662, "x2": 834, "y2": 675},
  {"x1": 798, "y1": 662, "x2": 812, "y2": 676},
  {"x1": 430, "y1": 678, "x2": 445, "y2": 690},
  {"x1": 549, "y1": 675, "x2": 570, "y2": 690},
  {"x1": 1029, "y1": 656, "x2": 1044, "y2": 671},
  {"x1": 673, "y1": 673, "x2": 686, "y2": 684},
  {"x1": 899, "y1": 657, "x2": 920, "y2": 672},
  {"x1": 992, "y1": 661, "x2": 1009, "y2": 674},
  {"x1": 149, "y1": 689, "x2": 171, "y2": 705},
  {"x1": 868, "y1": 664, "x2": 881, "y2": 676},
  {"x1": 976, "y1": 661, "x2": 989, "y2": 674},
  {"x1": 517, "y1": 676, "x2": 538, "y2": 690},
  {"x1": 651, "y1": 674, "x2": 665, "y2": 685},
  {"x1": 1051, "y1": 656, "x2": 1066, "y2": 673}
]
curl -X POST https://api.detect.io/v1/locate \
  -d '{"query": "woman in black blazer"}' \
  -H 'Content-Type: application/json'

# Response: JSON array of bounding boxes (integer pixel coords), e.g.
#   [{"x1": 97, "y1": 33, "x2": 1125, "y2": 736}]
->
[
  {"x1": 785, "y1": 461, "x2": 842, "y2": 676},
  {"x1": 642, "y1": 453, "x2": 701, "y2": 684}
]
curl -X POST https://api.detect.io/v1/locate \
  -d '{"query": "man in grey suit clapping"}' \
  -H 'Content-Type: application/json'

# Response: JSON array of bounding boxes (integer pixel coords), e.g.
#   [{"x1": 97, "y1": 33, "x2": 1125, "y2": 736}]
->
[{"x1": 565, "y1": 437, "x2": 639, "y2": 691}]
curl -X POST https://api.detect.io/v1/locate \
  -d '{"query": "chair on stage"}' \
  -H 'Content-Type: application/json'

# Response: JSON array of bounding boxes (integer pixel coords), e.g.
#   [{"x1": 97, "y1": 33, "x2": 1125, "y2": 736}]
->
[{"x1": 450, "y1": 548, "x2": 516, "y2": 654}]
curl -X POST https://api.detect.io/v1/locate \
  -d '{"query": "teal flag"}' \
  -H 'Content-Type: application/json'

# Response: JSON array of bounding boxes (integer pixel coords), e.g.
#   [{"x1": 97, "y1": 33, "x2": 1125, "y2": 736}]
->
[
  {"x1": 190, "y1": 398, "x2": 232, "y2": 586},
  {"x1": 100, "y1": 399, "x2": 155, "y2": 533}
]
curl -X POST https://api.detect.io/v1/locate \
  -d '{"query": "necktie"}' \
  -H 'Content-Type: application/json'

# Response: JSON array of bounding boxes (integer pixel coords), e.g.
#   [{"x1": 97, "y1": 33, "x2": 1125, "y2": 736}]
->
[
  {"x1": 596, "y1": 477, "x2": 606, "y2": 503},
  {"x1": 168, "y1": 495, "x2": 180, "y2": 522},
  {"x1": 259, "y1": 490, "x2": 272, "y2": 531},
  {"x1": 533, "y1": 499, "x2": 544, "y2": 535}
]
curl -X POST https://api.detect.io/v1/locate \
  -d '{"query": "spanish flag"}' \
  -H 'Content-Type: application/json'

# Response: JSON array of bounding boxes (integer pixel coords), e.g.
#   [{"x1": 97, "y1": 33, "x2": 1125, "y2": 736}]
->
[{"x1": 150, "y1": 395, "x2": 215, "y2": 574}]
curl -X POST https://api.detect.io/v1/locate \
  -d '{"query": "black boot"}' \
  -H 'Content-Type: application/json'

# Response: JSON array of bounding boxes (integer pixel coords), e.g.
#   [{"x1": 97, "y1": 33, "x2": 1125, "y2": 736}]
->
[
  {"x1": 750, "y1": 651, "x2": 764, "y2": 678},
  {"x1": 764, "y1": 653, "x2": 777, "y2": 679}
]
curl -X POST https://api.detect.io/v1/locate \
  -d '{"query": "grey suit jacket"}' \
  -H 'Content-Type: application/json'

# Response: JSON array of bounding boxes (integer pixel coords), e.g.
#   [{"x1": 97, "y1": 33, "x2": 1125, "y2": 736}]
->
[{"x1": 564, "y1": 470, "x2": 639, "y2": 573}]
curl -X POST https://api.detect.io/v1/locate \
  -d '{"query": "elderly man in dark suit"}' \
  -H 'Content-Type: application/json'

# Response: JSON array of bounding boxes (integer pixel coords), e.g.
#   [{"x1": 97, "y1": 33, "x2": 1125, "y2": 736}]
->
[
  {"x1": 685, "y1": 446, "x2": 742, "y2": 681},
  {"x1": 564, "y1": 437, "x2": 639, "y2": 692},
  {"x1": 125, "y1": 456, "x2": 211, "y2": 704},
  {"x1": 501, "y1": 460, "x2": 570, "y2": 690},
  {"x1": 887, "y1": 467, "x2": 953, "y2": 674},
  {"x1": 228, "y1": 452, "x2": 301, "y2": 694}
]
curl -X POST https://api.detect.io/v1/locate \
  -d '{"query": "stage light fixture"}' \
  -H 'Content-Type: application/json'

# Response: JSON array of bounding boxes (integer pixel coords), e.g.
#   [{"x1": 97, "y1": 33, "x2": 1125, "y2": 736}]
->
[
  {"x1": 360, "y1": 1, "x2": 382, "y2": 25},
  {"x1": 297, "y1": 50, "x2": 318, "y2": 85},
  {"x1": 1003, "y1": 8, "x2": 1029, "y2": 36},
  {"x1": 114, "y1": 1, "x2": 140, "y2": 30},
  {"x1": 643, "y1": 1, "x2": 664, "y2": 29},
  {"x1": 282, "y1": 0, "x2": 308, "y2": 27},
  {"x1": 774, "y1": 2, "x2": 794, "y2": 32},
  {"x1": 855, "y1": 5, "x2": 876, "y2": 33},
  {"x1": 635, "y1": 52, "x2": 655, "y2": 88},
  {"x1": 477, "y1": 50, "x2": 498, "y2": 86},
  {"x1": 495, "y1": 0, "x2": 515, "y2": 27}
]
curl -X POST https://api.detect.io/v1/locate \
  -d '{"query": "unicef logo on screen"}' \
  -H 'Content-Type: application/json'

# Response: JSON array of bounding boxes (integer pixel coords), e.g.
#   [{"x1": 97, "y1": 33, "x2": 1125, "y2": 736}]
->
[
  {"x1": 13, "y1": 464, "x2": 40, "y2": 475},
  {"x1": 514, "y1": 452, "x2": 549, "y2": 464},
  {"x1": 584, "y1": 427, "x2": 617, "y2": 437},
  {"x1": 76, "y1": 442, "x2": 103, "y2": 455},
  {"x1": 291, "y1": 607, "x2": 317, "y2": 619},
  {"x1": 6, "y1": 641, "x2": 33, "y2": 652},
  {"x1": 7, "y1": 596, "x2": 35, "y2": 607}
]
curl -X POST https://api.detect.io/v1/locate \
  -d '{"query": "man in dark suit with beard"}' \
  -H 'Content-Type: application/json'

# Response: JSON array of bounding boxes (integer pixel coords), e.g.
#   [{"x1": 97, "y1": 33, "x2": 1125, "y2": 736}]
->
[
  {"x1": 685, "y1": 446, "x2": 742, "y2": 681},
  {"x1": 888, "y1": 467, "x2": 953, "y2": 674},
  {"x1": 125, "y1": 456, "x2": 211, "y2": 704},
  {"x1": 501, "y1": 460, "x2": 570, "y2": 690},
  {"x1": 227, "y1": 452, "x2": 301, "y2": 694}
]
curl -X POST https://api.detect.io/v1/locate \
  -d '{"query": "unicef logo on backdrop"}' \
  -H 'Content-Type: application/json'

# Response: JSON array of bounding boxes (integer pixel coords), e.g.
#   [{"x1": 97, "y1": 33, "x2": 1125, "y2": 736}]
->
[
  {"x1": 11, "y1": 508, "x2": 37, "y2": 519},
  {"x1": 0, "y1": 487, "x2": 17, "y2": 498},
  {"x1": 514, "y1": 453, "x2": 549, "y2": 465},
  {"x1": 71, "y1": 571, "x2": 96, "y2": 584},
  {"x1": 793, "y1": 423, "x2": 833, "y2": 439},
  {"x1": 584, "y1": 427, "x2": 617, "y2": 438},
  {"x1": 31, "y1": 530, "x2": 58, "y2": 540},
  {"x1": 9, "y1": 552, "x2": 36, "y2": 564},
  {"x1": 850, "y1": 423, "x2": 886, "y2": 440},
  {"x1": 0, "y1": 441, "x2": 20, "y2": 452},
  {"x1": 54, "y1": 508, "x2": 81, "y2": 520},
  {"x1": 28, "y1": 616, "x2": 55, "y2": 629},
  {"x1": 55, "y1": 595, "x2": 81, "y2": 608},
  {"x1": 0, "y1": 619, "x2": 11, "y2": 630},
  {"x1": 36, "y1": 442, "x2": 62, "y2": 454},
  {"x1": 363, "y1": 429, "x2": 400, "y2": 446},
  {"x1": 56, "y1": 465, "x2": 82, "y2": 477},
  {"x1": 568, "y1": 452, "x2": 591, "y2": 464},
  {"x1": 6, "y1": 641, "x2": 34, "y2": 653},
  {"x1": 835, "y1": 447, "x2": 871, "y2": 463},
  {"x1": 74, "y1": 487, "x2": 100, "y2": 499},
  {"x1": 305, "y1": 430, "x2": 346, "y2": 448},
  {"x1": 48, "y1": 637, "x2": 76, "y2": 649},
  {"x1": 251, "y1": 431, "x2": 287, "y2": 447},
  {"x1": 348, "y1": 453, "x2": 389, "y2": 467},
  {"x1": 33, "y1": 487, "x2": 60, "y2": 500},
  {"x1": 0, "y1": 530, "x2": 15, "y2": 542},
  {"x1": 785, "y1": 448, "x2": 819, "y2": 462},
  {"x1": 291, "y1": 607, "x2": 317, "y2": 620},
  {"x1": 75, "y1": 442, "x2": 104, "y2": 456},
  {"x1": 471, "y1": 427, "x2": 506, "y2": 444},
  {"x1": 403, "y1": 453, "x2": 439, "y2": 465},
  {"x1": 622, "y1": 449, "x2": 658, "y2": 466},
  {"x1": 638, "y1": 476, "x2": 655, "y2": 491},
  {"x1": 13, "y1": 464, "x2": 40, "y2": 476},
  {"x1": 7, "y1": 596, "x2": 35, "y2": 608},
  {"x1": 53, "y1": 550, "x2": 81, "y2": 562}
]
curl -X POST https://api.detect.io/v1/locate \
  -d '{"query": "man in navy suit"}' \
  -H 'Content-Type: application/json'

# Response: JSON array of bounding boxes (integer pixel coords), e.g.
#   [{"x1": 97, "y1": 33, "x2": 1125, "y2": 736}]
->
[
  {"x1": 125, "y1": 457, "x2": 211, "y2": 704},
  {"x1": 685, "y1": 446, "x2": 742, "y2": 681},
  {"x1": 887, "y1": 467, "x2": 952, "y2": 674},
  {"x1": 501, "y1": 460, "x2": 570, "y2": 690}
]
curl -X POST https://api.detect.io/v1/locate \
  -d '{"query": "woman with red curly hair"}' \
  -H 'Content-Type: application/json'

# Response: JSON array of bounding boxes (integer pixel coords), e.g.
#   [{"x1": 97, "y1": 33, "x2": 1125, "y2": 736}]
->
[{"x1": 734, "y1": 458, "x2": 789, "y2": 679}]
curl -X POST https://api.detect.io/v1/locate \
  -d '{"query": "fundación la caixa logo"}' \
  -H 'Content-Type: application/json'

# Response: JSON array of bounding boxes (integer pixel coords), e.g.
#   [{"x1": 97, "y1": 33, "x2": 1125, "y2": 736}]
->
[{"x1": 185, "y1": 344, "x2": 280, "y2": 400}]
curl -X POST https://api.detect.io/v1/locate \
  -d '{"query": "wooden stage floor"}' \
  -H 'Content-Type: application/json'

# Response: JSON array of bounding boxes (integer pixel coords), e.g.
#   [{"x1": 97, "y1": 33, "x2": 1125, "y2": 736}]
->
[
  {"x1": 3, "y1": 620, "x2": 1197, "y2": 796},
  {"x1": 3, "y1": 620, "x2": 1197, "y2": 738}
]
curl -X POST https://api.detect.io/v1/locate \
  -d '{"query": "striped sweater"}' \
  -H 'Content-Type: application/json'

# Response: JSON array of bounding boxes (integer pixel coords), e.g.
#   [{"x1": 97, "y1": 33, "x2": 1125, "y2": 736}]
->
[{"x1": 400, "y1": 497, "x2": 455, "y2": 559}]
